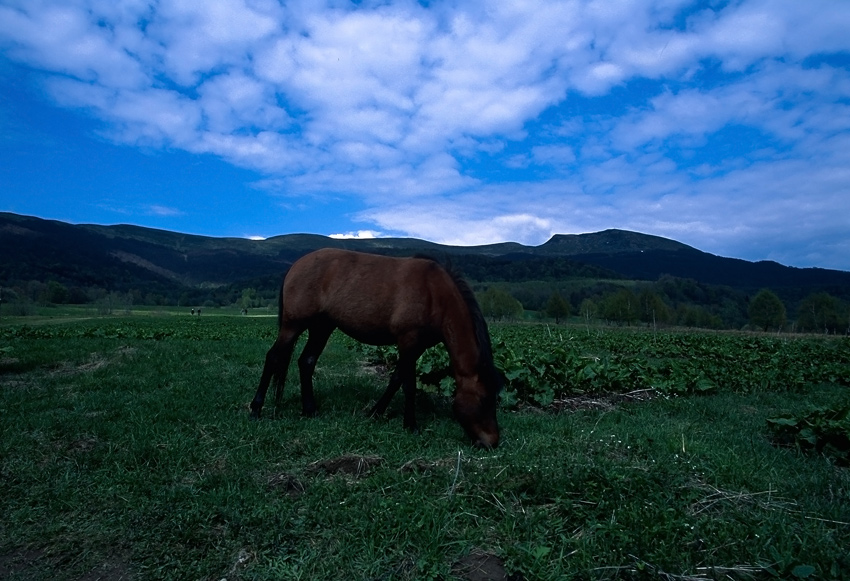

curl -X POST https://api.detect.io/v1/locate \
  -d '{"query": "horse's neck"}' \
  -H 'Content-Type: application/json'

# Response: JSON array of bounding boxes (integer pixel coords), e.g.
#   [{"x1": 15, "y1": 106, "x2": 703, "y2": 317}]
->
[{"x1": 441, "y1": 304, "x2": 480, "y2": 379}]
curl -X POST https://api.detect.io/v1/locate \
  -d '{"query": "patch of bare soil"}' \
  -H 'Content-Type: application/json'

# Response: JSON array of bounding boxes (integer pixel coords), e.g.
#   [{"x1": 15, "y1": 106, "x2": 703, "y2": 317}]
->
[
  {"x1": 267, "y1": 473, "x2": 306, "y2": 496},
  {"x1": 549, "y1": 388, "x2": 657, "y2": 412},
  {"x1": 46, "y1": 347, "x2": 135, "y2": 380},
  {"x1": 67, "y1": 436, "x2": 98, "y2": 454},
  {"x1": 49, "y1": 355, "x2": 109, "y2": 377},
  {"x1": 452, "y1": 550, "x2": 523, "y2": 581},
  {"x1": 268, "y1": 455, "x2": 384, "y2": 495},
  {"x1": 304, "y1": 454, "x2": 384, "y2": 478}
]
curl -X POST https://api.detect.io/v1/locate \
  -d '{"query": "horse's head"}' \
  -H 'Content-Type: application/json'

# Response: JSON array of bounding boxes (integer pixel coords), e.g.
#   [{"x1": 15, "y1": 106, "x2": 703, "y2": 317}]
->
[{"x1": 453, "y1": 376, "x2": 500, "y2": 449}]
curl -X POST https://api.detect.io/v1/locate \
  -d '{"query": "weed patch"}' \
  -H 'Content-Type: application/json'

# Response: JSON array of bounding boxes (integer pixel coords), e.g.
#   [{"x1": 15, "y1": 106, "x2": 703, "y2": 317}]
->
[{"x1": 768, "y1": 405, "x2": 850, "y2": 466}]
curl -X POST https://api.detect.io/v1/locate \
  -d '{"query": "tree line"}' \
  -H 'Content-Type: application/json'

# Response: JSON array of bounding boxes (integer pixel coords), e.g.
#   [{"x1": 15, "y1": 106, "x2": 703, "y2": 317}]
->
[
  {"x1": 476, "y1": 281, "x2": 850, "y2": 334},
  {"x1": 0, "y1": 277, "x2": 280, "y2": 315},
  {"x1": 3, "y1": 272, "x2": 848, "y2": 334}
]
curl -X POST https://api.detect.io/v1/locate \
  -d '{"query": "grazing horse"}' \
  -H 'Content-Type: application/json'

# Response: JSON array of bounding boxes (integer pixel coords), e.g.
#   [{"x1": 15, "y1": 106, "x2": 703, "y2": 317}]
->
[{"x1": 249, "y1": 248, "x2": 501, "y2": 448}]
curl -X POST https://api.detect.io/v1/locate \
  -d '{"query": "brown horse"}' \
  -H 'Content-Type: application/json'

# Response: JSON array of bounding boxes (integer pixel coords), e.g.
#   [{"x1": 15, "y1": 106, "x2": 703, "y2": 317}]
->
[{"x1": 249, "y1": 248, "x2": 501, "y2": 448}]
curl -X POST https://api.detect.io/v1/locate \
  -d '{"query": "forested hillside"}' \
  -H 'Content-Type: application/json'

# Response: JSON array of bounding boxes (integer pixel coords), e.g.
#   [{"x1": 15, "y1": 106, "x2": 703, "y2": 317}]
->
[{"x1": 2, "y1": 212, "x2": 848, "y2": 332}]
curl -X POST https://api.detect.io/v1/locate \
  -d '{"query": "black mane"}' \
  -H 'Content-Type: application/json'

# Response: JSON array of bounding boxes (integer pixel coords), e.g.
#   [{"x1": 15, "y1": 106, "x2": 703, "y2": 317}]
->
[{"x1": 415, "y1": 254, "x2": 502, "y2": 395}]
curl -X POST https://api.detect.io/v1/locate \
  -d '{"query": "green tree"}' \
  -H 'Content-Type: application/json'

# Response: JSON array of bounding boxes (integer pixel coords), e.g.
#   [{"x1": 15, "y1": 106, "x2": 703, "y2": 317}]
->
[
  {"x1": 241, "y1": 288, "x2": 260, "y2": 309},
  {"x1": 637, "y1": 289, "x2": 671, "y2": 327},
  {"x1": 97, "y1": 291, "x2": 133, "y2": 316},
  {"x1": 579, "y1": 298, "x2": 597, "y2": 324},
  {"x1": 41, "y1": 280, "x2": 69, "y2": 305},
  {"x1": 796, "y1": 292, "x2": 846, "y2": 333},
  {"x1": 674, "y1": 304, "x2": 722, "y2": 329},
  {"x1": 545, "y1": 291, "x2": 570, "y2": 323},
  {"x1": 478, "y1": 287, "x2": 523, "y2": 321},
  {"x1": 600, "y1": 288, "x2": 638, "y2": 325},
  {"x1": 748, "y1": 289, "x2": 787, "y2": 332}
]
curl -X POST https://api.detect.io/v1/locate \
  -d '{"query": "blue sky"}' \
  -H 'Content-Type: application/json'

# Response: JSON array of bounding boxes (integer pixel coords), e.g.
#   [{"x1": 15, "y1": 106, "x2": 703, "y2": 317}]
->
[{"x1": 1, "y1": 1, "x2": 849, "y2": 271}]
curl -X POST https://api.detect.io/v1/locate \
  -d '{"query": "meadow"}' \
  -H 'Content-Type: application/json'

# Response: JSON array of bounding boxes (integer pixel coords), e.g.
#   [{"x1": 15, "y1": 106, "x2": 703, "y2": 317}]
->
[{"x1": 1, "y1": 312, "x2": 849, "y2": 580}]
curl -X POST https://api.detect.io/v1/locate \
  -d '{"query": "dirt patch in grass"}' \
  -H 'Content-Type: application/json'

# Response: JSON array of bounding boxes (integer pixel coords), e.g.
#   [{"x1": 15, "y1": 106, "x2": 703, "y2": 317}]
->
[
  {"x1": 268, "y1": 473, "x2": 306, "y2": 496},
  {"x1": 49, "y1": 355, "x2": 110, "y2": 377},
  {"x1": 46, "y1": 347, "x2": 135, "y2": 379},
  {"x1": 68, "y1": 436, "x2": 98, "y2": 454},
  {"x1": 268, "y1": 455, "x2": 385, "y2": 493},
  {"x1": 452, "y1": 550, "x2": 522, "y2": 581}
]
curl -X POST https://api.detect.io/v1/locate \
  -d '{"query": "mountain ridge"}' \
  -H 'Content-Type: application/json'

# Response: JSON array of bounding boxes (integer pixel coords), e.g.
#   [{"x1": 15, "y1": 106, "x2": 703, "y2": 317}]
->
[{"x1": 2, "y1": 212, "x2": 849, "y2": 305}]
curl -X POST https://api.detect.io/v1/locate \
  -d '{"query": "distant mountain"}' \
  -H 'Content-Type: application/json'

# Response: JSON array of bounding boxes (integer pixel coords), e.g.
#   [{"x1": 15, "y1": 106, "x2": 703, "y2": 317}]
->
[
  {"x1": 538, "y1": 230, "x2": 696, "y2": 255},
  {"x1": 2, "y1": 212, "x2": 849, "y2": 305}
]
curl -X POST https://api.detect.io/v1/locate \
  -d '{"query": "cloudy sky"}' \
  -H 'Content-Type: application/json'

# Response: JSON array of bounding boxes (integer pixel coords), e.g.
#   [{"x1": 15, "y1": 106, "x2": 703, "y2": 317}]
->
[{"x1": 1, "y1": 1, "x2": 849, "y2": 271}]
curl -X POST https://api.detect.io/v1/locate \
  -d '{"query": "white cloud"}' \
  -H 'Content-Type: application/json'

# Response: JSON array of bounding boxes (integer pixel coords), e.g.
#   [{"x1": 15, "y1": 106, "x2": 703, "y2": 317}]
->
[
  {"x1": 146, "y1": 204, "x2": 183, "y2": 217},
  {"x1": 329, "y1": 230, "x2": 381, "y2": 240},
  {"x1": 0, "y1": 2, "x2": 149, "y2": 88},
  {"x1": 532, "y1": 145, "x2": 577, "y2": 168},
  {"x1": 148, "y1": 0, "x2": 281, "y2": 85},
  {"x1": 197, "y1": 71, "x2": 290, "y2": 134},
  {"x1": 1, "y1": 0, "x2": 850, "y2": 268}
]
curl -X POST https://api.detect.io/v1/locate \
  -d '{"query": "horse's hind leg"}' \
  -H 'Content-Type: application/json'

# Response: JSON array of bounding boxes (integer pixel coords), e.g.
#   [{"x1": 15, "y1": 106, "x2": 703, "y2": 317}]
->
[
  {"x1": 399, "y1": 357, "x2": 419, "y2": 433},
  {"x1": 297, "y1": 322, "x2": 334, "y2": 417},
  {"x1": 250, "y1": 331, "x2": 297, "y2": 420}
]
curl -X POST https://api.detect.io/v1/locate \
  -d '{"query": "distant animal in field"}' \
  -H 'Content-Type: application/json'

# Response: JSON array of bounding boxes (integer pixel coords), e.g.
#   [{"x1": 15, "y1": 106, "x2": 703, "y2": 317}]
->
[{"x1": 249, "y1": 248, "x2": 501, "y2": 448}]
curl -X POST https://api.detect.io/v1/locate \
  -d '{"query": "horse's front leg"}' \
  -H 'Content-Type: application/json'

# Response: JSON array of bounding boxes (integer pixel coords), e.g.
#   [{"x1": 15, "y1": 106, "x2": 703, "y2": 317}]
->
[
  {"x1": 369, "y1": 357, "x2": 418, "y2": 433},
  {"x1": 369, "y1": 368, "x2": 402, "y2": 418}
]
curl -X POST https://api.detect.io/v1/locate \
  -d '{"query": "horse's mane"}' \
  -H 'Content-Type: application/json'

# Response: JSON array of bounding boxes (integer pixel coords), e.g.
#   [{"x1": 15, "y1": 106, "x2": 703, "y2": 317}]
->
[{"x1": 415, "y1": 254, "x2": 502, "y2": 394}]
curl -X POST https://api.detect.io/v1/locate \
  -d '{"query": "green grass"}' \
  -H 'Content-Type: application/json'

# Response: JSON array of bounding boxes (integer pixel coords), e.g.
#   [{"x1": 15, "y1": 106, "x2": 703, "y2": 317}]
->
[{"x1": 1, "y1": 317, "x2": 849, "y2": 580}]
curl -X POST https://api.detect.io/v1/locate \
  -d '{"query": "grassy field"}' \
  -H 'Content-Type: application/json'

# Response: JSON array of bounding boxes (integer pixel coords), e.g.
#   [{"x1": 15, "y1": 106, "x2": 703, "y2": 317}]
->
[{"x1": 1, "y1": 314, "x2": 849, "y2": 580}]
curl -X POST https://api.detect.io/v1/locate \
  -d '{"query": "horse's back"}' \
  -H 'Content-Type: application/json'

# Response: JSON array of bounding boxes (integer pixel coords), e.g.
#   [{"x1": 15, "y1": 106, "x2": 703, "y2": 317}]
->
[{"x1": 281, "y1": 248, "x2": 453, "y2": 342}]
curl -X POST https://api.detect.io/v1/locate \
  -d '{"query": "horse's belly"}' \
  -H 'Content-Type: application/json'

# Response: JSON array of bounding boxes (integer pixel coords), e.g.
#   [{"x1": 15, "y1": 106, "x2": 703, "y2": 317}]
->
[{"x1": 339, "y1": 325, "x2": 397, "y2": 346}]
